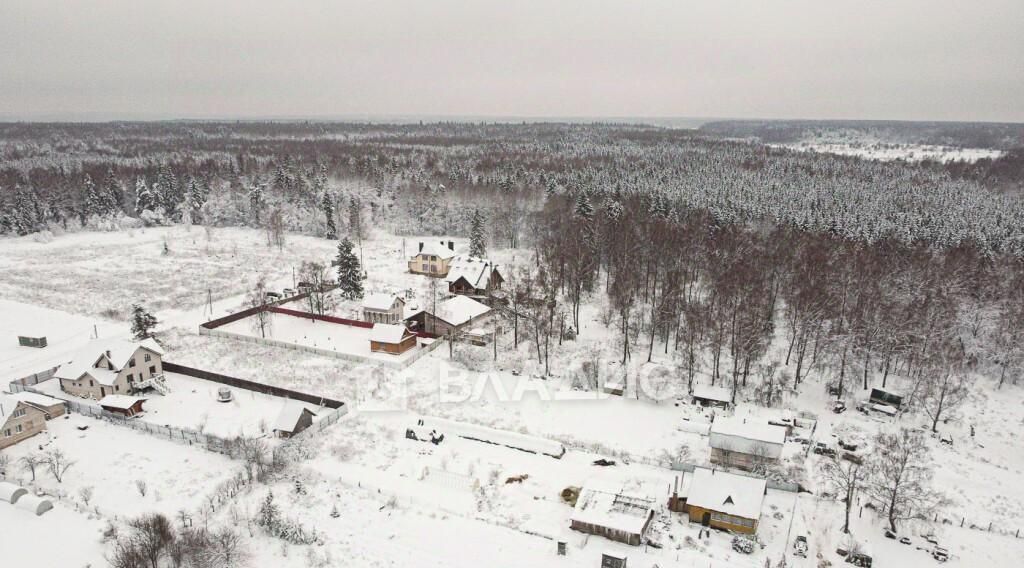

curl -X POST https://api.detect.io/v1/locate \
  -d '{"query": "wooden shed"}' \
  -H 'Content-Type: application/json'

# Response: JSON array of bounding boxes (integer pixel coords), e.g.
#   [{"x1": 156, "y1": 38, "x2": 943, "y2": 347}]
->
[
  {"x1": 98, "y1": 395, "x2": 146, "y2": 417},
  {"x1": 369, "y1": 324, "x2": 417, "y2": 355}
]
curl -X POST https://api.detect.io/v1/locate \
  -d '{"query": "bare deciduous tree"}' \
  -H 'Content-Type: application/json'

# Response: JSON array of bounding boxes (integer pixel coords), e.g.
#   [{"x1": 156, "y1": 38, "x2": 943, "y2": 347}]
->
[
  {"x1": 44, "y1": 448, "x2": 75, "y2": 483},
  {"x1": 821, "y1": 457, "x2": 862, "y2": 533},
  {"x1": 865, "y1": 428, "x2": 947, "y2": 532}
]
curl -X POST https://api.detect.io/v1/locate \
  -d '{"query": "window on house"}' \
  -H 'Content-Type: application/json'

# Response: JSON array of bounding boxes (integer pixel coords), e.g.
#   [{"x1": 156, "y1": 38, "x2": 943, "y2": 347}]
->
[
  {"x1": 144, "y1": 353, "x2": 152, "y2": 362},
  {"x1": 13, "y1": 408, "x2": 25, "y2": 418},
  {"x1": 89, "y1": 380, "x2": 94, "y2": 387},
  {"x1": 127, "y1": 374, "x2": 134, "y2": 382},
  {"x1": 129, "y1": 358, "x2": 136, "y2": 367},
  {"x1": 115, "y1": 385, "x2": 120, "y2": 392},
  {"x1": 3, "y1": 429, "x2": 10, "y2": 437},
  {"x1": 15, "y1": 424, "x2": 23, "y2": 433},
  {"x1": 149, "y1": 366, "x2": 156, "y2": 374}
]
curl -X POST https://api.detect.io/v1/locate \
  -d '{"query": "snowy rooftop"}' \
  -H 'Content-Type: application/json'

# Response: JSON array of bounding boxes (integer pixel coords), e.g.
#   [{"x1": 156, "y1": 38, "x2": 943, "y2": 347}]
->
[
  {"x1": 97, "y1": 394, "x2": 146, "y2": 410},
  {"x1": 686, "y1": 467, "x2": 766, "y2": 520},
  {"x1": 444, "y1": 255, "x2": 500, "y2": 289},
  {"x1": 691, "y1": 384, "x2": 732, "y2": 403},
  {"x1": 710, "y1": 417, "x2": 787, "y2": 446},
  {"x1": 370, "y1": 323, "x2": 411, "y2": 344},
  {"x1": 8, "y1": 391, "x2": 65, "y2": 408},
  {"x1": 0, "y1": 394, "x2": 25, "y2": 417},
  {"x1": 273, "y1": 403, "x2": 317, "y2": 433},
  {"x1": 363, "y1": 293, "x2": 403, "y2": 312},
  {"x1": 571, "y1": 478, "x2": 659, "y2": 536},
  {"x1": 436, "y1": 295, "x2": 491, "y2": 327},
  {"x1": 54, "y1": 338, "x2": 163, "y2": 384},
  {"x1": 414, "y1": 241, "x2": 457, "y2": 260}
]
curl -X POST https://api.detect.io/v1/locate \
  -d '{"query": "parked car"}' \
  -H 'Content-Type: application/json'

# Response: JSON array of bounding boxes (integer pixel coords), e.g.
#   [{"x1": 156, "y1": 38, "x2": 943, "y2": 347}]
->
[
  {"x1": 814, "y1": 442, "x2": 837, "y2": 457},
  {"x1": 265, "y1": 291, "x2": 282, "y2": 301},
  {"x1": 282, "y1": 287, "x2": 296, "y2": 296},
  {"x1": 794, "y1": 535, "x2": 808, "y2": 557},
  {"x1": 899, "y1": 536, "x2": 912, "y2": 545},
  {"x1": 833, "y1": 400, "x2": 847, "y2": 413},
  {"x1": 838, "y1": 439, "x2": 859, "y2": 451},
  {"x1": 217, "y1": 387, "x2": 233, "y2": 402},
  {"x1": 932, "y1": 546, "x2": 949, "y2": 562},
  {"x1": 939, "y1": 433, "x2": 954, "y2": 445},
  {"x1": 884, "y1": 529, "x2": 897, "y2": 540}
]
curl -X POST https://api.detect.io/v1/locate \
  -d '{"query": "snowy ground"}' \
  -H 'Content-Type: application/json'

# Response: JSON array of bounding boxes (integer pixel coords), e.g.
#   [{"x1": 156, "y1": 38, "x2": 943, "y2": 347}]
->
[
  {"x1": 0, "y1": 413, "x2": 239, "y2": 519},
  {"x1": 31, "y1": 371, "x2": 317, "y2": 439},
  {"x1": 218, "y1": 309, "x2": 422, "y2": 365},
  {"x1": 773, "y1": 139, "x2": 1003, "y2": 163},
  {"x1": 0, "y1": 502, "x2": 108, "y2": 567}
]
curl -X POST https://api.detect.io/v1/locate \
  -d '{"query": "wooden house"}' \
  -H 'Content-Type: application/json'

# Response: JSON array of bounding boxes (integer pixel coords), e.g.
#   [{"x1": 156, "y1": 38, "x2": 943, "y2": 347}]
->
[
  {"x1": 691, "y1": 384, "x2": 732, "y2": 409},
  {"x1": 369, "y1": 324, "x2": 417, "y2": 355},
  {"x1": 684, "y1": 467, "x2": 766, "y2": 534},
  {"x1": 444, "y1": 255, "x2": 504, "y2": 297},
  {"x1": 404, "y1": 295, "x2": 492, "y2": 337}
]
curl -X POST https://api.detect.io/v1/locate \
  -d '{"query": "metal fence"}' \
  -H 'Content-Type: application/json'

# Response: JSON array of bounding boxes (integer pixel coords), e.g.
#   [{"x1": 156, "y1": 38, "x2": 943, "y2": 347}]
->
[
  {"x1": 8, "y1": 367, "x2": 59, "y2": 393},
  {"x1": 162, "y1": 362, "x2": 345, "y2": 409}
]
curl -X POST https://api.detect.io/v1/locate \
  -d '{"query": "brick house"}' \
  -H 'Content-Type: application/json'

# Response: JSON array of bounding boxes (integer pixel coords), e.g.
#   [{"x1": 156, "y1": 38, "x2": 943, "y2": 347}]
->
[
  {"x1": 0, "y1": 394, "x2": 48, "y2": 449},
  {"x1": 408, "y1": 241, "x2": 457, "y2": 277}
]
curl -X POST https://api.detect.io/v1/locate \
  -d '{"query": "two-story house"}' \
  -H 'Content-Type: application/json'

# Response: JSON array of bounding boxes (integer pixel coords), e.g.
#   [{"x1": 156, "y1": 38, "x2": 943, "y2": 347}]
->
[
  {"x1": 0, "y1": 394, "x2": 48, "y2": 449},
  {"x1": 444, "y1": 255, "x2": 504, "y2": 297},
  {"x1": 362, "y1": 293, "x2": 406, "y2": 324},
  {"x1": 408, "y1": 240, "x2": 457, "y2": 277},
  {"x1": 56, "y1": 338, "x2": 166, "y2": 400}
]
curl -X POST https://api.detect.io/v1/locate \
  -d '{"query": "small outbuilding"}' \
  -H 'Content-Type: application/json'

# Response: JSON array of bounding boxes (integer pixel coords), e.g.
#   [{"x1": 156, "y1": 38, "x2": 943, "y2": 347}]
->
[
  {"x1": 15, "y1": 493, "x2": 54, "y2": 516},
  {"x1": 691, "y1": 384, "x2": 732, "y2": 409},
  {"x1": 570, "y1": 479, "x2": 658, "y2": 546},
  {"x1": 869, "y1": 388, "x2": 903, "y2": 410},
  {"x1": 685, "y1": 467, "x2": 766, "y2": 534},
  {"x1": 9, "y1": 391, "x2": 67, "y2": 419},
  {"x1": 0, "y1": 481, "x2": 28, "y2": 504},
  {"x1": 273, "y1": 404, "x2": 317, "y2": 438},
  {"x1": 98, "y1": 395, "x2": 147, "y2": 417},
  {"x1": 369, "y1": 324, "x2": 417, "y2": 355},
  {"x1": 17, "y1": 335, "x2": 47, "y2": 348}
]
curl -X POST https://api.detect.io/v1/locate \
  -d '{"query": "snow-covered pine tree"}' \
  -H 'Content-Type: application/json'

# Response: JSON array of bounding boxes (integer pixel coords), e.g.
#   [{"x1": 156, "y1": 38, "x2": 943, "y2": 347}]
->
[
  {"x1": 103, "y1": 168, "x2": 123, "y2": 215},
  {"x1": 469, "y1": 209, "x2": 487, "y2": 258},
  {"x1": 335, "y1": 237, "x2": 364, "y2": 299},
  {"x1": 134, "y1": 176, "x2": 157, "y2": 215},
  {"x1": 249, "y1": 180, "x2": 264, "y2": 223},
  {"x1": 188, "y1": 177, "x2": 206, "y2": 223},
  {"x1": 83, "y1": 174, "x2": 105, "y2": 217},
  {"x1": 322, "y1": 192, "x2": 337, "y2": 239},
  {"x1": 130, "y1": 304, "x2": 158, "y2": 340},
  {"x1": 257, "y1": 491, "x2": 281, "y2": 531}
]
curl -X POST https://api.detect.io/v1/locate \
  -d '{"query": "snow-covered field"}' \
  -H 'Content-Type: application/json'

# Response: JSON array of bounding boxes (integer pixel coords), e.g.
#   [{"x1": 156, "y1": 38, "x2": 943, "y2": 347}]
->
[
  {"x1": 0, "y1": 414, "x2": 239, "y2": 518},
  {"x1": 3, "y1": 226, "x2": 1024, "y2": 567},
  {"x1": 773, "y1": 138, "x2": 1003, "y2": 163}
]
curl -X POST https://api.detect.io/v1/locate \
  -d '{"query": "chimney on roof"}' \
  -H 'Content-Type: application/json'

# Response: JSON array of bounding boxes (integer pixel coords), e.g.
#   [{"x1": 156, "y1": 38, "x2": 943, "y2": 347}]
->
[
  {"x1": 106, "y1": 350, "x2": 111, "y2": 358},
  {"x1": 418, "y1": 242, "x2": 424, "y2": 252},
  {"x1": 448, "y1": 240, "x2": 454, "y2": 251}
]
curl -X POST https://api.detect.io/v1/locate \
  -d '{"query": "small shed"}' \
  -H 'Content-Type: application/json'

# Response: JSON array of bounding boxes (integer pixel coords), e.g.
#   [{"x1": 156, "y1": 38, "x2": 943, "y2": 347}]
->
[
  {"x1": 570, "y1": 479, "x2": 657, "y2": 546},
  {"x1": 273, "y1": 404, "x2": 317, "y2": 438},
  {"x1": 0, "y1": 481, "x2": 28, "y2": 504},
  {"x1": 15, "y1": 493, "x2": 54, "y2": 516},
  {"x1": 601, "y1": 551, "x2": 628, "y2": 568},
  {"x1": 369, "y1": 324, "x2": 417, "y2": 355},
  {"x1": 98, "y1": 395, "x2": 146, "y2": 417},
  {"x1": 869, "y1": 388, "x2": 903, "y2": 409},
  {"x1": 709, "y1": 417, "x2": 787, "y2": 471},
  {"x1": 17, "y1": 335, "x2": 48, "y2": 348},
  {"x1": 691, "y1": 384, "x2": 732, "y2": 409}
]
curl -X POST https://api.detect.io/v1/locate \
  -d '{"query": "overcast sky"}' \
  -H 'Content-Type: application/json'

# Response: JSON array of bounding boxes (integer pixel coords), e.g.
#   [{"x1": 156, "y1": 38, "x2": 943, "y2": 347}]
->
[{"x1": 1, "y1": 0, "x2": 1022, "y2": 122}]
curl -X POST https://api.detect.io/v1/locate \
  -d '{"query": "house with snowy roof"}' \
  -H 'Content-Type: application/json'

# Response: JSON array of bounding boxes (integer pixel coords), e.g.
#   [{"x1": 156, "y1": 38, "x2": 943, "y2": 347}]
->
[
  {"x1": 684, "y1": 467, "x2": 766, "y2": 534},
  {"x1": 55, "y1": 338, "x2": 166, "y2": 400},
  {"x1": 691, "y1": 384, "x2": 732, "y2": 409},
  {"x1": 404, "y1": 295, "x2": 492, "y2": 337},
  {"x1": 0, "y1": 393, "x2": 48, "y2": 449},
  {"x1": 408, "y1": 240, "x2": 457, "y2": 277},
  {"x1": 708, "y1": 416, "x2": 787, "y2": 471},
  {"x1": 369, "y1": 323, "x2": 417, "y2": 355},
  {"x1": 7, "y1": 391, "x2": 66, "y2": 419},
  {"x1": 362, "y1": 293, "x2": 406, "y2": 324},
  {"x1": 569, "y1": 478, "x2": 659, "y2": 546},
  {"x1": 444, "y1": 255, "x2": 504, "y2": 297}
]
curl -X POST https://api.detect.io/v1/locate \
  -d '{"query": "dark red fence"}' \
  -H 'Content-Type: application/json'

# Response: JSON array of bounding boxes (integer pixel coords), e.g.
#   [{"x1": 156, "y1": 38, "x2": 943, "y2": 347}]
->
[{"x1": 268, "y1": 307, "x2": 374, "y2": 328}]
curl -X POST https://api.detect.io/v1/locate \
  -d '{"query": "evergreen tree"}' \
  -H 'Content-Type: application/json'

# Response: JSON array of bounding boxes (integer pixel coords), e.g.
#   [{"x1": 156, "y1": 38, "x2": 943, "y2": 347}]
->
[
  {"x1": 135, "y1": 176, "x2": 157, "y2": 215},
  {"x1": 469, "y1": 208, "x2": 487, "y2": 258},
  {"x1": 249, "y1": 180, "x2": 264, "y2": 223},
  {"x1": 188, "y1": 177, "x2": 206, "y2": 222},
  {"x1": 257, "y1": 491, "x2": 280, "y2": 531},
  {"x1": 322, "y1": 192, "x2": 337, "y2": 239},
  {"x1": 83, "y1": 174, "x2": 104, "y2": 217},
  {"x1": 103, "y1": 168, "x2": 123, "y2": 214},
  {"x1": 574, "y1": 191, "x2": 594, "y2": 220},
  {"x1": 130, "y1": 304, "x2": 158, "y2": 340},
  {"x1": 335, "y1": 237, "x2": 364, "y2": 299}
]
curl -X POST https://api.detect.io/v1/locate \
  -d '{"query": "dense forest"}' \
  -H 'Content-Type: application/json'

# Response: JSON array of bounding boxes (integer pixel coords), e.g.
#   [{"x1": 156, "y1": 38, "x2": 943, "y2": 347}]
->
[{"x1": 2, "y1": 121, "x2": 1023, "y2": 406}]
